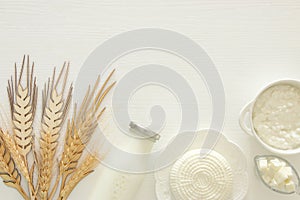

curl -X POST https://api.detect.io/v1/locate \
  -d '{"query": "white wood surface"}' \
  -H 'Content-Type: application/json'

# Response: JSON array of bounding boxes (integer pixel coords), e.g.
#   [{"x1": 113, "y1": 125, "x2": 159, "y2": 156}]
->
[{"x1": 1, "y1": 0, "x2": 300, "y2": 200}]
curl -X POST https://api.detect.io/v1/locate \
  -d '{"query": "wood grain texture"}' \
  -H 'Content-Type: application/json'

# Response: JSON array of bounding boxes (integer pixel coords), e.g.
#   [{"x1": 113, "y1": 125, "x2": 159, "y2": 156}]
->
[{"x1": 0, "y1": 0, "x2": 300, "y2": 200}]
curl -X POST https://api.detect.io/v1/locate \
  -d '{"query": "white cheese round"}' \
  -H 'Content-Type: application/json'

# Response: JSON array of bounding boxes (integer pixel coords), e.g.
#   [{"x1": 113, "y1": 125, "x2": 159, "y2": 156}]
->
[
  {"x1": 169, "y1": 150, "x2": 233, "y2": 200},
  {"x1": 253, "y1": 84, "x2": 300, "y2": 150}
]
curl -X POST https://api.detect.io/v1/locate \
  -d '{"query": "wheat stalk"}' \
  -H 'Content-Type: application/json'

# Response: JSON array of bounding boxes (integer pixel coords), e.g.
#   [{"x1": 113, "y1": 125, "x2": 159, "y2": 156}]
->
[
  {"x1": 39, "y1": 63, "x2": 72, "y2": 200},
  {"x1": 0, "y1": 129, "x2": 29, "y2": 200},
  {"x1": 58, "y1": 154, "x2": 99, "y2": 200}
]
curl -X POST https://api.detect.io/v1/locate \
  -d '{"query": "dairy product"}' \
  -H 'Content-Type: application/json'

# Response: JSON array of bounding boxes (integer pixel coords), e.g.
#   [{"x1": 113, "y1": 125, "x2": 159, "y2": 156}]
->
[
  {"x1": 253, "y1": 84, "x2": 300, "y2": 150},
  {"x1": 91, "y1": 122, "x2": 159, "y2": 200},
  {"x1": 258, "y1": 159, "x2": 268, "y2": 172},
  {"x1": 169, "y1": 150, "x2": 233, "y2": 200},
  {"x1": 256, "y1": 157, "x2": 297, "y2": 194}
]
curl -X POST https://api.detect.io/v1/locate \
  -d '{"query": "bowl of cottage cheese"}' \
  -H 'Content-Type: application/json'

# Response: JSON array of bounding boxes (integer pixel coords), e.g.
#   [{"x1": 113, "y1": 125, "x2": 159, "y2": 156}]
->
[{"x1": 239, "y1": 80, "x2": 300, "y2": 154}]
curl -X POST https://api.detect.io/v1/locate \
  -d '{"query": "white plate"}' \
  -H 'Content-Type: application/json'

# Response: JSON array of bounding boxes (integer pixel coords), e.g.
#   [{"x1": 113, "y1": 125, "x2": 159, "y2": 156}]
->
[{"x1": 154, "y1": 129, "x2": 248, "y2": 200}]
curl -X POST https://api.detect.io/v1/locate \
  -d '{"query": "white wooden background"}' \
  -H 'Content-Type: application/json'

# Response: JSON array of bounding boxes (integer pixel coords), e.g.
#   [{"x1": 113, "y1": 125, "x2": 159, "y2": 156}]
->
[{"x1": 1, "y1": 0, "x2": 300, "y2": 200}]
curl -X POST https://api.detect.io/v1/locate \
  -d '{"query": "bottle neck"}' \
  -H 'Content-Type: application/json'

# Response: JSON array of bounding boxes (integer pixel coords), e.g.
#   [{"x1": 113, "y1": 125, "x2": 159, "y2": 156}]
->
[{"x1": 129, "y1": 122, "x2": 160, "y2": 142}]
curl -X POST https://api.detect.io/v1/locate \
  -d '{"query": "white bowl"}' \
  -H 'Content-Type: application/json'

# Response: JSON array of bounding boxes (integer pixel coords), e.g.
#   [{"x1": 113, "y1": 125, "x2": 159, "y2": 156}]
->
[{"x1": 239, "y1": 79, "x2": 300, "y2": 155}]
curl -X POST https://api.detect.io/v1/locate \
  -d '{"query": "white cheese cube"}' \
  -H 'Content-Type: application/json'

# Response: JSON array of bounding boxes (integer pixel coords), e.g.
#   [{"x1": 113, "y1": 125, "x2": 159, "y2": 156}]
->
[
  {"x1": 269, "y1": 159, "x2": 283, "y2": 172},
  {"x1": 278, "y1": 182, "x2": 286, "y2": 191},
  {"x1": 282, "y1": 167, "x2": 293, "y2": 178},
  {"x1": 280, "y1": 161, "x2": 287, "y2": 167},
  {"x1": 269, "y1": 179, "x2": 278, "y2": 188},
  {"x1": 285, "y1": 180, "x2": 296, "y2": 193},
  {"x1": 258, "y1": 159, "x2": 268, "y2": 172},
  {"x1": 262, "y1": 175, "x2": 272, "y2": 184},
  {"x1": 274, "y1": 168, "x2": 289, "y2": 185},
  {"x1": 264, "y1": 167, "x2": 276, "y2": 178}
]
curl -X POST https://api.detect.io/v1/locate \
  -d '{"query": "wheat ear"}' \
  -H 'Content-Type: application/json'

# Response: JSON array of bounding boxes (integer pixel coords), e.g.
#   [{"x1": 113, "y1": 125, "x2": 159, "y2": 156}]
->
[
  {"x1": 0, "y1": 130, "x2": 30, "y2": 182},
  {"x1": 49, "y1": 71, "x2": 115, "y2": 199},
  {"x1": 48, "y1": 119, "x2": 85, "y2": 200},
  {"x1": 0, "y1": 129, "x2": 29, "y2": 200},
  {"x1": 7, "y1": 55, "x2": 38, "y2": 198},
  {"x1": 62, "y1": 71, "x2": 115, "y2": 176},
  {"x1": 7, "y1": 55, "x2": 37, "y2": 158},
  {"x1": 59, "y1": 120, "x2": 84, "y2": 179},
  {"x1": 77, "y1": 69, "x2": 116, "y2": 144},
  {"x1": 60, "y1": 71, "x2": 115, "y2": 174},
  {"x1": 39, "y1": 63, "x2": 72, "y2": 200},
  {"x1": 58, "y1": 154, "x2": 99, "y2": 200}
]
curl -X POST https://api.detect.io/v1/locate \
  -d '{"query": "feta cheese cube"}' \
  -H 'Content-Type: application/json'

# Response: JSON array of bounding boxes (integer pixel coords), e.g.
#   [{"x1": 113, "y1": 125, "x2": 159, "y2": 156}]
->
[
  {"x1": 285, "y1": 180, "x2": 296, "y2": 193},
  {"x1": 278, "y1": 182, "x2": 286, "y2": 191},
  {"x1": 282, "y1": 167, "x2": 293, "y2": 178},
  {"x1": 269, "y1": 179, "x2": 278, "y2": 188},
  {"x1": 269, "y1": 159, "x2": 283, "y2": 172},
  {"x1": 274, "y1": 168, "x2": 289, "y2": 185},
  {"x1": 258, "y1": 159, "x2": 268, "y2": 172},
  {"x1": 257, "y1": 157, "x2": 297, "y2": 194},
  {"x1": 264, "y1": 167, "x2": 275, "y2": 178},
  {"x1": 262, "y1": 175, "x2": 272, "y2": 184},
  {"x1": 280, "y1": 161, "x2": 287, "y2": 167}
]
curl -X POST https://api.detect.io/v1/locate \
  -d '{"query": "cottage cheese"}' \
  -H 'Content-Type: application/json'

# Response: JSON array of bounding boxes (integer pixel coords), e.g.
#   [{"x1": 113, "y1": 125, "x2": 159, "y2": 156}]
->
[{"x1": 253, "y1": 84, "x2": 300, "y2": 150}]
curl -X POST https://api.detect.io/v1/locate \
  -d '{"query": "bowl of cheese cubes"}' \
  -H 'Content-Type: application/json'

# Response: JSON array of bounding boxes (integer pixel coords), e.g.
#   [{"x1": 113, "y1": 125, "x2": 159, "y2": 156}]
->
[{"x1": 255, "y1": 155, "x2": 300, "y2": 195}]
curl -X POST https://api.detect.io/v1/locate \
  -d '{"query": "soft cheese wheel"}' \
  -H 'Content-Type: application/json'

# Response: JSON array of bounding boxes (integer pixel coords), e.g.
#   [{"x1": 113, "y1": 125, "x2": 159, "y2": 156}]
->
[{"x1": 169, "y1": 150, "x2": 233, "y2": 200}]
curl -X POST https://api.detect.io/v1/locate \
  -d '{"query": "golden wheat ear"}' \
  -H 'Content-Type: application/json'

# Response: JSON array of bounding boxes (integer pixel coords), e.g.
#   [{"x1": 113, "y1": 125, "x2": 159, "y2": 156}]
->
[
  {"x1": 39, "y1": 62, "x2": 73, "y2": 200},
  {"x1": 7, "y1": 55, "x2": 37, "y2": 159},
  {"x1": 59, "y1": 154, "x2": 99, "y2": 200},
  {"x1": 6, "y1": 55, "x2": 38, "y2": 199},
  {"x1": 61, "y1": 69, "x2": 115, "y2": 170},
  {"x1": 0, "y1": 129, "x2": 29, "y2": 200},
  {"x1": 77, "y1": 69, "x2": 116, "y2": 144},
  {"x1": 53, "y1": 70, "x2": 115, "y2": 199}
]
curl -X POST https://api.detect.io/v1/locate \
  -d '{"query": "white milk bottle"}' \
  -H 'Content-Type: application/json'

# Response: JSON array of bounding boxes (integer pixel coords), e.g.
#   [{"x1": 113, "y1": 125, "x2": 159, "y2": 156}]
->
[{"x1": 91, "y1": 122, "x2": 160, "y2": 200}]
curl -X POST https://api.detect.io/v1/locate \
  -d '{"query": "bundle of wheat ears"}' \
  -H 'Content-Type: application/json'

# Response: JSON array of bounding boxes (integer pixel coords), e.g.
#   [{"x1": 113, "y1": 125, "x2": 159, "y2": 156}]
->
[{"x1": 0, "y1": 56, "x2": 115, "y2": 200}]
